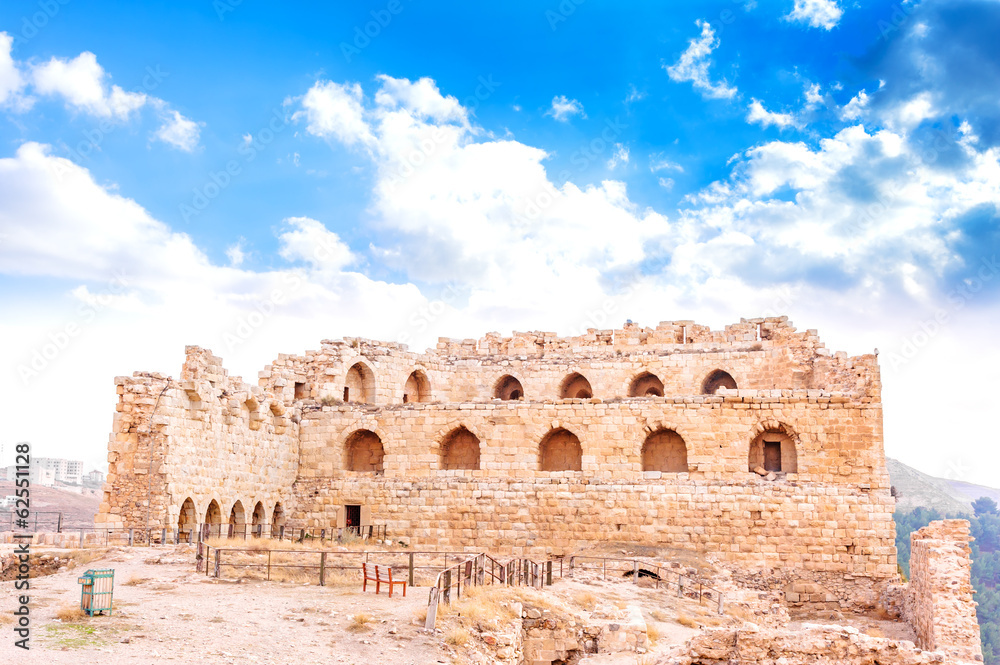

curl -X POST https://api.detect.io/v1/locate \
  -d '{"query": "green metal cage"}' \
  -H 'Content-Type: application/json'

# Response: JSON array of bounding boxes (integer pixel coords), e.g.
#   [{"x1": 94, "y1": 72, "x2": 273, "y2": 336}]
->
[{"x1": 78, "y1": 569, "x2": 114, "y2": 616}]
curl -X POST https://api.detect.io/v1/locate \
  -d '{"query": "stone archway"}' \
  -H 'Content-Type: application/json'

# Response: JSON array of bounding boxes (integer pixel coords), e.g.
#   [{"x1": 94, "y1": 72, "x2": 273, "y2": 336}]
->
[
  {"x1": 629, "y1": 372, "x2": 664, "y2": 397},
  {"x1": 559, "y1": 373, "x2": 593, "y2": 399},
  {"x1": 403, "y1": 370, "x2": 431, "y2": 403},
  {"x1": 642, "y1": 429, "x2": 688, "y2": 473},
  {"x1": 702, "y1": 369, "x2": 737, "y2": 394},
  {"x1": 344, "y1": 429, "x2": 385, "y2": 473},
  {"x1": 494, "y1": 374, "x2": 525, "y2": 400},
  {"x1": 441, "y1": 426, "x2": 481, "y2": 470},
  {"x1": 539, "y1": 428, "x2": 583, "y2": 471}
]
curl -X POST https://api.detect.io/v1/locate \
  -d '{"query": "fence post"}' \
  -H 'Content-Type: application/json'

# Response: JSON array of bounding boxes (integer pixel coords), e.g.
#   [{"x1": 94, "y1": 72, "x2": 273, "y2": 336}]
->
[
  {"x1": 79, "y1": 529, "x2": 84, "y2": 548},
  {"x1": 267, "y1": 550, "x2": 271, "y2": 581},
  {"x1": 409, "y1": 552, "x2": 415, "y2": 588},
  {"x1": 214, "y1": 549, "x2": 221, "y2": 578},
  {"x1": 546, "y1": 561, "x2": 553, "y2": 586},
  {"x1": 319, "y1": 552, "x2": 326, "y2": 586},
  {"x1": 678, "y1": 574, "x2": 684, "y2": 598},
  {"x1": 161, "y1": 528, "x2": 167, "y2": 545},
  {"x1": 426, "y1": 587, "x2": 439, "y2": 629},
  {"x1": 443, "y1": 570, "x2": 451, "y2": 605},
  {"x1": 718, "y1": 593, "x2": 724, "y2": 615},
  {"x1": 279, "y1": 525, "x2": 285, "y2": 540},
  {"x1": 128, "y1": 529, "x2": 134, "y2": 546},
  {"x1": 57, "y1": 513, "x2": 62, "y2": 533},
  {"x1": 633, "y1": 560, "x2": 639, "y2": 585}
]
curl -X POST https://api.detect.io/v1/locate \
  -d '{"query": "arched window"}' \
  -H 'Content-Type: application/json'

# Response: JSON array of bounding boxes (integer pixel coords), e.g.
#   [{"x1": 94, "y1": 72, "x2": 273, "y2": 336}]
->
[
  {"x1": 403, "y1": 370, "x2": 431, "y2": 403},
  {"x1": 229, "y1": 500, "x2": 246, "y2": 537},
  {"x1": 251, "y1": 501, "x2": 266, "y2": 536},
  {"x1": 344, "y1": 362, "x2": 375, "y2": 403},
  {"x1": 539, "y1": 428, "x2": 583, "y2": 471},
  {"x1": 178, "y1": 497, "x2": 197, "y2": 540},
  {"x1": 440, "y1": 426, "x2": 481, "y2": 470},
  {"x1": 205, "y1": 499, "x2": 221, "y2": 525},
  {"x1": 748, "y1": 427, "x2": 798, "y2": 474},
  {"x1": 205, "y1": 499, "x2": 222, "y2": 538},
  {"x1": 642, "y1": 429, "x2": 688, "y2": 472},
  {"x1": 494, "y1": 375, "x2": 525, "y2": 400},
  {"x1": 702, "y1": 369, "x2": 737, "y2": 394},
  {"x1": 271, "y1": 502, "x2": 285, "y2": 537},
  {"x1": 629, "y1": 372, "x2": 664, "y2": 397},
  {"x1": 559, "y1": 373, "x2": 593, "y2": 399},
  {"x1": 344, "y1": 429, "x2": 385, "y2": 473}
]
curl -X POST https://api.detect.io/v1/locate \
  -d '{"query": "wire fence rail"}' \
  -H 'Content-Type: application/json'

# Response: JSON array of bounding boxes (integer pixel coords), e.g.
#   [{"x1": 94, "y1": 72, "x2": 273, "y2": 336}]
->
[
  {"x1": 0, "y1": 521, "x2": 387, "y2": 549},
  {"x1": 566, "y1": 555, "x2": 725, "y2": 614}
]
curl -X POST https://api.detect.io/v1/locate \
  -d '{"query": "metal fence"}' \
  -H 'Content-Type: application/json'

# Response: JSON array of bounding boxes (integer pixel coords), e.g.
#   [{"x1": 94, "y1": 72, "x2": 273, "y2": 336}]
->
[{"x1": 567, "y1": 555, "x2": 724, "y2": 614}]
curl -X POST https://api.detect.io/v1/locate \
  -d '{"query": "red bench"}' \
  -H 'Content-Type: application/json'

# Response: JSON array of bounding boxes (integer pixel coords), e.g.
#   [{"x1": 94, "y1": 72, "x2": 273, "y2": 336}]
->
[{"x1": 362, "y1": 562, "x2": 406, "y2": 597}]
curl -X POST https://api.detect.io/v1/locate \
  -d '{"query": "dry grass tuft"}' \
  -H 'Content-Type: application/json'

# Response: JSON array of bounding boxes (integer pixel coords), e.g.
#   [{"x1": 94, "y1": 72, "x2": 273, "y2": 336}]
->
[
  {"x1": 414, "y1": 607, "x2": 428, "y2": 624},
  {"x1": 439, "y1": 585, "x2": 521, "y2": 631},
  {"x1": 649, "y1": 609, "x2": 670, "y2": 623},
  {"x1": 573, "y1": 591, "x2": 597, "y2": 609},
  {"x1": 123, "y1": 575, "x2": 148, "y2": 586},
  {"x1": 676, "y1": 613, "x2": 699, "y2": 629},
  {"x1": 56, "y1": 604, "x2": 86, "y2": 622},
  {"x1": 348, "y1": 612, "x2": 374, "y2": 632},
  {"x1": 646, "y1": 622, "x2": 662, "y2": 644},
  {"x1": 444, "y1": 627, "x2": 470, "y2": 646},
  {"x1": 0, "y1": 613, "x2": 15, "y2": 626}
]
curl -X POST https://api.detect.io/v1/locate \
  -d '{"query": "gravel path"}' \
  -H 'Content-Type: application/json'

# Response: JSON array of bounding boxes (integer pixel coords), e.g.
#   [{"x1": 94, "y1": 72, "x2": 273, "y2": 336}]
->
[{"x1": 1, "y1": 546, "x2": 455, "y2": 665}]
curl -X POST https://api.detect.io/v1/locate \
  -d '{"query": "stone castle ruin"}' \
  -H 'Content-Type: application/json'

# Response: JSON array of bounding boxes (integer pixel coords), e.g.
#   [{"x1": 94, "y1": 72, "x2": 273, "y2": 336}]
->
[
  {"x1": 94, "y1": 315, "x2": 984, "y2": 660},
  {"x1": 97, "y1": 317, "x2": 898, "y2": 595}
]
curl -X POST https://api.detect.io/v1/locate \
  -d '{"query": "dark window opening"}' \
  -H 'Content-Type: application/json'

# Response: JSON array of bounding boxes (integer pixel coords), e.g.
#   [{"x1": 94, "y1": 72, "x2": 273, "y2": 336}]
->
[
  {"x1": 343, "y1": 387, "x2": 349, "y2": 402},
  {"x1": 345, "y1": 504, "x2": 362, "y2": 528},
  {"x1": 402, "y1": 393, "x2": 409, "y2": 403},
  {"x1": 764, "y1": 441, "x2": 782, "y2": 472},
  {"x1": 294, "y1": 382, "x2": 306, "y2": 399}
]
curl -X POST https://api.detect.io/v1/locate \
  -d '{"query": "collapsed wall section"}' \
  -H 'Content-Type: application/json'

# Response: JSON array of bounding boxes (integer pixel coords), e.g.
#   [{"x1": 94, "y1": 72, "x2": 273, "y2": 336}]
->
[
  {"x1": 96, "y1": 346, "x2": 300, "y2": 532},
  {"x1": 905, "y1": 519, "x2": 983, "y2": 663}
]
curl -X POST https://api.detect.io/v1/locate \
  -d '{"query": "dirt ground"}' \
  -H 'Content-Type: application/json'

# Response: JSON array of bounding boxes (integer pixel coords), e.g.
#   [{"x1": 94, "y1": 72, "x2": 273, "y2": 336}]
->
[{"x1": 0, "y1": 545, "x2": 455, "y2": 665}]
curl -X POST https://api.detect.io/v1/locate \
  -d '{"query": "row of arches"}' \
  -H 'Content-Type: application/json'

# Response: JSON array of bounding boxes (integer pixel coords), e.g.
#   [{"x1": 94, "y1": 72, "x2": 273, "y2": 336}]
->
[
  {"x1": 315, "y1": 362, "x2": 739, "y2": 405},
  {"x1": 177, "y1": 497, "x2": 287, "y2": 537},
  {"x1": 341, "y1": 423, "x2": 797, "y2": 474}
]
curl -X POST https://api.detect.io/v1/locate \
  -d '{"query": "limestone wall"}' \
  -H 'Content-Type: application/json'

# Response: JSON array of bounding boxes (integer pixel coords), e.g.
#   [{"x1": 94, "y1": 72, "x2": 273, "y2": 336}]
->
[
  {"x1": 905, "y1": 520, "x2": 983, "y2": 663},
  {"x1": 96, "y1": 346, "x2": 300, "y2": 533}
]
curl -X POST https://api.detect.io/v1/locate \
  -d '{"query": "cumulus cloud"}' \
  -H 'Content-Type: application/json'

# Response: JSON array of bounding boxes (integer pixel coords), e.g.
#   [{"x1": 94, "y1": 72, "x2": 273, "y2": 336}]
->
[
  {"x1": 31, "y1": 52, "x2": 147, "y2": 119},
  {"x1": 0, "y1": 32, "x2": 26, "y2": 108},
  {"x1": 154, "y1": 110, "x2": 202, "y2": 152},
  {"x1": 746, "y1": 99, "x2": 799, "y2": 129},
  {"x1": 784, "y1": 0, "x2": 843, "y2": 29},
  {"x1": 545, "y1": 95, "x2": 586, "y2": 122},
  {"x1": 294, "y1": 80, "x2": 376, "y2": 148},
  {"x1": 665, "y1": 20, "x2": 737, "y2": 100}
]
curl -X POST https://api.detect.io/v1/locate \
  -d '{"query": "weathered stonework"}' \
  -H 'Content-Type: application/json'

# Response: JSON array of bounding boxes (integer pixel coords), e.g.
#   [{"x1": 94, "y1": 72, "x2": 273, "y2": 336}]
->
[
  {"x1": 96, "y1": 316, "x2": 897, "y2": 603},
  {"x1": 904, "y1": 520, "x2": 983, "y2": 663}
]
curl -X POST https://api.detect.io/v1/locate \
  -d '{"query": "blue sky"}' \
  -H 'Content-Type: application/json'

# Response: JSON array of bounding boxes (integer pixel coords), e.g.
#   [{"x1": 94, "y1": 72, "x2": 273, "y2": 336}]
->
[{"x1": 0, "y1": 0, "x2": 998, "y2": 484}]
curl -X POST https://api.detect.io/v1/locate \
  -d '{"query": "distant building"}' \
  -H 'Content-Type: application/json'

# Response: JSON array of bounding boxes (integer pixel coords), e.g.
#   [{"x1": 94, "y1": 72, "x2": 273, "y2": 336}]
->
[
  {"x1": 1, "y1": 464, "x2": 55, "y2": 487},
  {"x1": 34, "y1": 457, "x2": 84, "y2": 485},
  {"x1": 83, "y1": 470, "x2": 105, "y2": 486}
]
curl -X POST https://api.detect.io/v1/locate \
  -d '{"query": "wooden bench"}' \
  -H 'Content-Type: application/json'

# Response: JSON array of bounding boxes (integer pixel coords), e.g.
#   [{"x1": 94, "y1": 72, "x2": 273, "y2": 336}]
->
[{"x1": 362, "y1": 562, "x2": 406, "y2": 597}]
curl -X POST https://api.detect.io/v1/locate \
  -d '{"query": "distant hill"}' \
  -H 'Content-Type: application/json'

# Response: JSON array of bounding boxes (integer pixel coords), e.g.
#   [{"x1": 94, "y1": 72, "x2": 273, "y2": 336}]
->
[
  {"x1": 0, "y1": 481, "x2": 100, "y2": 531},
  {"x1": 887, "y1": 458, "x2": 1000, "y2": 515}
]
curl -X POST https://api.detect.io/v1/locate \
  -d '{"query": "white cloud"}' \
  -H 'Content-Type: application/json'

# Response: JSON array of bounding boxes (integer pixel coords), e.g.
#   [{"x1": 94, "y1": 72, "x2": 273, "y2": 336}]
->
[
  {"x1": 665, "y1": 20, "x2": 737, "y2": 100},
  {"x1": 746, "y1": 99, "x2": 798, "y2": 129},
  {"x1": 226, "y1": 239, "x2": 247, "y2": 267},
  {"x1": 784, "y1": 0, "x2": 843, "y2": 29},
  {"x1": 839, "y1": 90, "x2": 870, "y2": 121},
  {"x1": 374, "y1": 75, "x2": 468, "y2": 126},
  {"x1": 650, "y1": 155, "x2": 684, "y2": 173},
  {"x1": 31, "y1": 52, "x2": 147, "y2": 119},
  {"x1": 625, "y1": 85, "x2": 646, "y2": 104},
  {"x1": 0, "y1": 32, "x2": 26, "y2": 108},
  {"x1": 803, "y1": 83, "x2": 823, "y2": 109},
  {"x1": 607, "y1": 144, "x2": 629, "y2": 170},
  {"x1": 277, "y1": 216, "x2": 355, "y2": 272},
  {"x1": 154, "y1": 110, "x2": 202, "y2": 152},
  {"x1": 545, "y1": 95, "x2": 586, "y2": 122},
  {"x1": 658, "y1": 177, "x2": 675, "y2": 190},
  {"x1": 293, "y1": 80, "x2": 375, "y2": 148}
]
